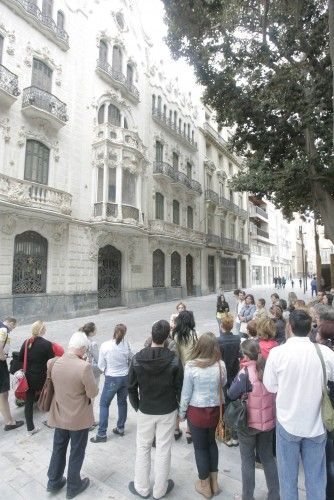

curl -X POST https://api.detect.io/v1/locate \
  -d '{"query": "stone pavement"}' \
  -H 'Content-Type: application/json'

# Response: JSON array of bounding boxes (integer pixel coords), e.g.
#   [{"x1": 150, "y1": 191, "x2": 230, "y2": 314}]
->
[{"x1": 1, "y1": 285, "x2": 310, "y2": 499}]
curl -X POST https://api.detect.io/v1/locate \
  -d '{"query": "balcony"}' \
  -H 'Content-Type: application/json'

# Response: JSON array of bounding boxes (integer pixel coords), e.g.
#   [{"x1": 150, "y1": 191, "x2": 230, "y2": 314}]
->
[
  {"x1": 0, "y1": 174, "x2": 72, "y2": 215},
  {"x1": 150, "y1": 220, "x2": 205, "y2": 245},
  {"x1": 219, "y1": 195, "x2": 248, "y2": 218},
  {"x1": 205, "y1": 189, "x2": 219, "y2": 205},
  {"x1": 0, "y1": 65, "x2": 20, "y2": 105},
  {"x1": 93, "y1": 202, "x2": 142, "y2": 225},
  {"x1": 93, "y1": 124, "x2": 146, "y2": 160},
  {"x1": 152, "y1": 109, "x2": 197, "y2": 151},
  {"x1": 22, "y1": 86, "x2": 68, "y2": 129},
  {"x1": 250, "y1": 203, "x2": 268, "y2": 221},
  {"x1": 2, "y1": 0, "x2": 69, "y2": 50},
  {"x1": 96, "y1": 59, "x2": 140, "y2": 103},
  {"x1": 206, "y1": 233, "x2": 222, "y2": 247},
  {"x1": 153, "y1": 161, "x2": 202, "y2": 195},
  {"x1": 250, "y1": 224, "x2": 270, "y2": 242}
]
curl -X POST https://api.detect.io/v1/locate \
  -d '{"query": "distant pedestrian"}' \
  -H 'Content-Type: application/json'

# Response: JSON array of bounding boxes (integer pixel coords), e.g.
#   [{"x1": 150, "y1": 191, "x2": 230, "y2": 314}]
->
[
  {"x1": 311, "y1": 277, "x2": 317, "y2": 297},
  {"x1": 291, "y1": 279, "x2": 295, "y2": 289},
  {"x1": 216, "y1": 292, "x2": 229, "y2": 333},
  {"x1": 281, "y1": 277, "x2": 286, "y2": 289},
  {"x1": 278, "y1": 277, "x2": 282, "y2": 288},
  {"x1": 128, "y1": 320, "x2": 183, "y2": 499},
  {"x1": 0, "y1": 317, "x2": 24, "y2": 432},
  {"x1": 235, "y1": 290, "x2": 246, "y2": 336},
  {"x1": 299, "y1": 278, "x2": 302, "y2": 288},
  {"x1": 269, "y1": 305, "x2": 286, "y2": 344},
  {"x1": 47, "y1": 331, "x2": 99, "y2": 498},
  {"x1": 273, "y1": 277, "x2": 278, "y2": 288}
]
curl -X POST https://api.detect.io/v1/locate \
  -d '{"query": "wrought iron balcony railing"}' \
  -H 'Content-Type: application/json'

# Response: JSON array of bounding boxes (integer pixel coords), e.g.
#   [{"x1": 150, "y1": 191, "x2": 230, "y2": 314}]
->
[
  {"x1": 22, "y1": 86, "x2": 68, "y2": 123},
  {"x1": 0, "y1": 64, "x2": 20, "y2": 97},
  {"x1": 3, "y1": 0, "x2": 69, "y2": 47},
  {"x1": 153, "y1": 161, "x2": 202, "y2": 194},
  {"x1": 96, "y1": 59, "x2": 140, "y2": 101},
  {"x1": 205, "y1": 189, "x2": 219, "y2": 204},
  {"x1": 152, "y1": 108, "x2": 198, "y2": 150}
]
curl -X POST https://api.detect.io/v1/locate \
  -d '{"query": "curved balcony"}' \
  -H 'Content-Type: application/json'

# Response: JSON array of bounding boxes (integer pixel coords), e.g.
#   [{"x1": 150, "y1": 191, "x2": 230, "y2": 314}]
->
[
  {"x1": 93, "y1": 202, "x2": 142, "y2": 225},
  {"x1": 153, "y1": 161, "x2": 202, "y2": 195},
  {"x1": 0, "y1": 174, "x2": 72, "y2": 216},
  {"x1": 152, "y1": 109, "x2": 197, "y2": 151},
  {"x1": 0, "y1": 65, "x2": 20, "y2": 105},
  {"x1": 205, "y1": 189, "x2": 219, "y2": 205},
  {"x1": 22, "y1": 86, "x2": 68, "y2": 129},
  {"x1": 96, "y1": 59, "x2": 140, "y2": 103},
  {"x1": 2, "y1": 0, "x2": 69, "y2": 50},
  {"x1": 149, "y1": 220, "x2": 205, "y2": 245},
  {"x1": 93, "y1": 124, "x2": 146, "y2": 161},
  {"x1": 153, "y1": 161, "x2": 178, "y2": 181}
]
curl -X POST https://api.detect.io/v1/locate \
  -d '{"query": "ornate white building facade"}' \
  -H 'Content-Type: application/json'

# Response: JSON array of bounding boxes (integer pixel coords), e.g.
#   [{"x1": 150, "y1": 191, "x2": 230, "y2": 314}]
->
[{"x1": 0, "y1": 0, "x2": 251, "y2": 322}]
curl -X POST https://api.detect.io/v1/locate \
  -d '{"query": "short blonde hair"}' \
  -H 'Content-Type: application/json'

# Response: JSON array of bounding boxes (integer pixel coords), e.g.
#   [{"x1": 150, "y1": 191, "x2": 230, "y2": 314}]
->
[
  {"x1": 221, "y1": 313, "x2": 234, "y2": 331},
  {"x1": 68, "y1": 331, "x2": 90, "y2": 350},
  {"x1": 31, "y1": 320, "x2": 45, "y2": 337},
  {"x1": 257, "y1": 318, "x2": 276, "y2": 340}
]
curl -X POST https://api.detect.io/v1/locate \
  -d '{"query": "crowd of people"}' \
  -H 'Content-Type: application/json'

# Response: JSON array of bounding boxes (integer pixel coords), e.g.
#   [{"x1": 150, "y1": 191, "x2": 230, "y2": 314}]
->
[{"x1": 0, "y1": 286, "x2": 334, "y2": 500}]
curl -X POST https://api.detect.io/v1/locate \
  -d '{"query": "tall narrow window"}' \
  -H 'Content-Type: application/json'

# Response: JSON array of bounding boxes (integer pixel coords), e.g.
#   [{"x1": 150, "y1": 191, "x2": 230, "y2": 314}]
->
[
  {"x1": 220, "y1": 219, "x2": 225, "y2": 237},
  {"x1": 173, "y1": 200, "x2": 180, "y2": 225},
  {"x1": 155, "y1": 192, "x2": 164, "y2": 220},
  {"x1": 230, "y1": 222, "x2": 235, "y2": 240},
  {"x1": 155, "y1": 141, "x2": 163, "y2": 162},
  {"x1": 57, "y1": 10, "x2": 65, "y2": 30},
  {"x1": 32, "y1": 58, "x2": 52, "y2": 92},
  {"x1": 98, "y1": 104, "x2": 105, "y2": 124},
  {"x1": 108, "y1": 167, "x2": 116, "y2": 202},
  {"x1": 126, "y1": 64, "x2": 133, "y2": 85},
  {"x1": 192, "y1": 130, "x2": 194, "y2": 142},
  {"x1": 187, "y1": 124, "x2": 190, "y2": 138},
  {"x1": 152, "y1": 94, "x2": 156, "y2": 112},
  {"x1": 207, "y1": 213, "x2": 214, "y2": 234},
  {"x1": 12, "y1": 231, "x2": 48, "y2": 294},
  {"x1": 171, "y1": 251, "x2": 181, "y2": 286},
  {"x1": 187, "y1": 206, "x2": 193, "y2": 229},
  {"x1": 112, "y1": 45, "x2": 122, "y2": 73},
  {"x1": 24, "y1": 140, "x2": 50, "y2": 185},
  {"x1": 239, "y1": 194, "x2": 243, "y2": 209},
  {"x1": 163, "y1": 104, "x2": 167, "y2": 117},
  {"x1": 229, "y1": 189, "x2": 233, "y2": 202},
  {"x1": 42, "y1": 0, "x2": 53, "y2": 18},
  {"x1": 174, "y1": 111, "x2": 177, "y2": 125},
  {"x1": 108, "y1": 104, "x2": 121, "y2": 126},
  {"x1": 97, "y1": 168, "x2": 104, "y2": 202},
  {"x1": 184, "y1": 123, "x2": 187, "y2": 135},
  {"x1": 186, "y1": 162, "x2": 192, "y2": 179},
  {"x1": 228, "y1": 162, "x2": 233, "y2": 176},
  {"x1": 178, "y1": 118, "x2": 182, "y2": 132},
  {"x1": 206, "y1": 173, "x2": 212, "y2": 190},
  {"x1": 157, "y1": 96, "x2": 162, "y2": 113},
  {"x1": 122, "y1": 170, "x2": 136, "y2": 205},
  {"x1": 169, "y1": 110, "x2": 172, "y2": 123},
  {"x1": 0, "y1": 35, "x2": 3, "y2": 64},
  {"x1": 99, "y1": 40, "x2": 108, "y2": 63},
  {"x1": 153, "y1": 249, "x2": 165, "y2": 287},
  {"x1": 172, "y1": 152, "x2": 179, "y2": 170}
]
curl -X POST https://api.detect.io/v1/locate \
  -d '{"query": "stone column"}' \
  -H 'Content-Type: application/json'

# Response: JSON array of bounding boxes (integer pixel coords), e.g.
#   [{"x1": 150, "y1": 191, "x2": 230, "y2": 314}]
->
[
  {"x1": 102, "y1": 162, "x2": 108, "y2": 218},
  {"x1": 137, "y1": 173, "x2": 143, "y2": 224}
]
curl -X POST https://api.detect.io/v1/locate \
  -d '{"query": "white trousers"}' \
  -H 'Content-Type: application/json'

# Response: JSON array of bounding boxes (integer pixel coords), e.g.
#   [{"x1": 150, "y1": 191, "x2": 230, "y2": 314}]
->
[{"x1": 134, "y1": 409, "x2": 177, "y2": 499}]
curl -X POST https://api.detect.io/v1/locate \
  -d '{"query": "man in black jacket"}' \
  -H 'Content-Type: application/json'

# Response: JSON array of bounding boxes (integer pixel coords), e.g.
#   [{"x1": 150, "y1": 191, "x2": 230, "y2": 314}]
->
[{"x1": 128, "y1": 319, "x2": 183, "y2": 500}]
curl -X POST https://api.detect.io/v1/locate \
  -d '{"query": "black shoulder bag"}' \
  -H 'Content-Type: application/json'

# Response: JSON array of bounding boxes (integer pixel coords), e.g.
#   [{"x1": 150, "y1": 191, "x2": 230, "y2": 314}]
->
[{"x1": 224, "y1": 367, "x2": 251, "y2": 431}]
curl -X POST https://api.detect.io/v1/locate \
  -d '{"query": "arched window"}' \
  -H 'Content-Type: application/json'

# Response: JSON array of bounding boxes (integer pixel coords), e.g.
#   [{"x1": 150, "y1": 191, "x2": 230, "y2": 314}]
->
[
  {"x1": 98, "y1": 104, "x2": 105, "y2": 124},
  {"x1": 99, "y1": 40, "x2": 108, "y2": 63},
  {"x1": 24, "y1": 140, "x2": 50, "y2": 185},
  {"x1": 112, "y1": 45, "x2": 122, "y2": 73},
  {"x1": 173, "y1": 200, "x2": 180, "y2": 225},
  {"x1": 108, "y1": 104, "x2": 121, "y2": 126},
  {"x1": 187, "y1": 206, "x2": 193, "y2": 229},
  {"x1": 12, "y1": 231, "x2": 48, "y2": 294},
  {"x1": 153, "y1": 249, "x2": 165, "y2": 287},
  {"x1": 155, "y1": 140, "x2": 163, "y2": 162},
  {"x1": 178, "y1": 118, "x2": 182, "y2": 132},
  {"x1": 187, "y1": 124, "x2": 190, "y2": 138},
  {"x1": 157, "y1": 96, "x2": 162, "y2": 113},
  {"x1": 152, "y1": 94, "x2": 156, "y2": 112},
  {"x1": 171, "y1": 251, "x2": 181, "y2": 287},
  {"x1": 155, "y1": 192, "x2": 164, "y2": 220},
  {"x1": 126, "y1": 64, "x2": 134, "y2": 85},
  {"x1": 42, "y1": 0, "x2": 53, "y2": 18},
  {"x1": 169, "y1": 110, "x2": 173, "y2": 123},
  {"x1": 32, "y1": 58, "x2": 52, "y2": 92},
  {"x1": 174, "y1": 111, "x2": 177, "y2": 125},
  {"x1": 163, "y1": 104, "x2": 167, "y2": 118},
  {"x1": 57, "y1": 10, "x2": 65, "y2": 30}
]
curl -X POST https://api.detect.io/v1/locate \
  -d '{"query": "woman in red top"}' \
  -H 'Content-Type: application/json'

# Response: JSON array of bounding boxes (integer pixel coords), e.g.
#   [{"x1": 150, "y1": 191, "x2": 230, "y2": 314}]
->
[{"x1": 257, "y1": 318, "x2": 278, "y2": 360}]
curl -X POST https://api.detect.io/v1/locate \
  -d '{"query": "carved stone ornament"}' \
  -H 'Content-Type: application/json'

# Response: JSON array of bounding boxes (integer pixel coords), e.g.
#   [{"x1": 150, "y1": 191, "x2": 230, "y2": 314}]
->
[
  {"x1": 52, "y1": 223, "x2": 67, "y2": 241},
  {"x1": 17, "y1": 125, "x2": 59, "y2": 153},
  {"x1": 0, "y1": 118, "x2": 11, "y2": 142},
  {"x1": 204, "y1": 158, "x2": 216, "y2": 174},
  {"x1": 217, "y1": 169, "x2": 227, "y2": 181},
  {"x1": 24, "y1": 43, "x2": 63, "y2": 85},
  {"x1": 0, "y1": 23, "x2": 16, "y2": 56},
  {"x1": 1, "y1": 214, "x2": 17, "y2": 235}
]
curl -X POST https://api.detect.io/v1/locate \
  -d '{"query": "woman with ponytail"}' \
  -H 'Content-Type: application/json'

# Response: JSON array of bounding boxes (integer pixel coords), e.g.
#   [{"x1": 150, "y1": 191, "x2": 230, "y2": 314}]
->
[
  {"x1": 18, "y1": 321, "x2": 54, "y2": 435},
  {"x1": 228, "y1": 340, "x2": 279, "y2": 500},
  {"x1": 91, "y1": 323, "x2": 133, "y2": 443}
]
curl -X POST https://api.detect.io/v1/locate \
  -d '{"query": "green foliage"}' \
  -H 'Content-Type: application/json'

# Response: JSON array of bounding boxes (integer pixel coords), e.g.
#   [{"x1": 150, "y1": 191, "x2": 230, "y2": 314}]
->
[{"x1": 162, "y1": 0, "x2": 334, "y2": 221}]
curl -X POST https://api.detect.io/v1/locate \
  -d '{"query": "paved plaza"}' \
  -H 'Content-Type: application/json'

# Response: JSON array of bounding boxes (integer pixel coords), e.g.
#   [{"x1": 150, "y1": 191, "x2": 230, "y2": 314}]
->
[{"x1": 1, "y1": 285, "x2": 310, "y2": 499}]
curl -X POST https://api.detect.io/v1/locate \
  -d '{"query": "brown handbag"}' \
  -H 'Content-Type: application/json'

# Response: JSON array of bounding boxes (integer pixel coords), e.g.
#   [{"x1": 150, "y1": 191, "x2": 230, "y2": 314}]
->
[
  {"x1": 215, "y1": 361, "x2": 225, "y2": 441},
  {"x1": 37, "y1": 357, "x2": 58, "y2": 412}
]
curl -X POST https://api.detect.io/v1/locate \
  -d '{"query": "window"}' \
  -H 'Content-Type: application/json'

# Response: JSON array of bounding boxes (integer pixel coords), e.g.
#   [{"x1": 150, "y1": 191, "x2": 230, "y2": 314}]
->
[
  {"x1": 24, "y1": 140, "x2": 50, "y2": 185},
  {"x1": 42, "y1": 0, "x2": 53, "y2": 18},
  {"x1": 186, "y1": 162, "x2": 192, "y2": 179},
  {"x1": 192, "y1": 131, "x2": 194, "y2": 142},
  {"x1": 179, "y1": 118, "x2": 182, "y2": 131},
  {"x1": 206, "y1": 173, "x2": 212, "y2": 190},
  {"x1": 207, "y1": 213, "x2": 214, "y2": 234},
  {"x1": 155, "y1": 192, "x2": 164, "y2": 220},
  {"x1": 169, "y1": 110, "x2": 172, "y2": 123},
  {"x1": 98, "y1": 104, "x2": 105, "y2": 124},
  {"x1": 97, "y1": 168, "x2": 103, "y2": 202},
  {"x1": 173, "y1": 200, "x2": 180, "y2": 225},
  {"x1": 112, "y1": 45, "x2": 122, "y2": 73},
  {"x1": 220, "y1": 219, "x2": 225, "y2": 237},
  {"x1": 174, "y1": 111, "x2": 177, "y2": 125},
  {"x1": 171, "y1": 252, "x2": 181, "y2": 287},
  {"x1": 99, "y1": 40, "x2": 108, "y2": 63},
  {"x1": 116, "y1": 12, "x2": 124, "y2": 29},
  {"x1": 172, "y1": 152, "x2": 179, "y2": 170},
  {"x1": 122, "y1": 170, "x2": 136, "y2": 205},
  {"x1": 228, "y1": 162, "x2": 233, "y2": 176},
  {"x1": 12, "y1": 231, "x2": 48, "y2": 294},
  {"x1": 155, "y1": 141, "x2": 163, "y2": 162},
  {"x1": 184, "y1": 123, "x2": 186, "y2": 135},
  {"x1": 124, "y1": 117, "x2": 128, "y2": 129},
  {"x1": 153, "y1": 249, "x2": 165, "y2": 287},
  {"x1": 239, "y1": 194, "x2": 243, "y2": 209},
  {"x1": 0, "y1": 35, "x2": 3, "y2": 64},
  {"x1": 126, "y1": 64, "x2": 133, "y2": 85},
  {"x1": 163, "y1": 104, "x2": 167, "y2": 117},
  {"x1": 57, "y1": 10, "x2": 65, "y2": 30},
  {"x1": 152, "y1": 94, "x2": 156, "y2": 112},
  {"x1": 157, "y1": 96, "x2": 162, "y2": 113},
  {"x1": 187, "y1": 206, "x2": 193, "y2": 229},
  {"x1": 187, "y1": 124, "x2": 190, "y2": 138},
  {"x1": 219, "y1": 182, "x2": 224, "y2": 199},
  {"x1": 229, "y1": 189, "x2": 233, "y2": 202},
  {"x1": 108, "y1": 167, "x2": 116, "y2": 202},
  {"x1": 32, "y1": 58, "x2": 52, "y2": 92},
  {"x1": 108, "y1": 104, "x2": 121, "y2": 126},
  {"x1": 230, "y1": 222, "x2": 235, "y2": 240}
]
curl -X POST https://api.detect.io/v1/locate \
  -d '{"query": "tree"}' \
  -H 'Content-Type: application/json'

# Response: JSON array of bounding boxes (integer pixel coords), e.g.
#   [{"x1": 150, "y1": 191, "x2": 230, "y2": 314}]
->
[{"x1": 162, "y1": 0, "x2": 334, "y2": 242}]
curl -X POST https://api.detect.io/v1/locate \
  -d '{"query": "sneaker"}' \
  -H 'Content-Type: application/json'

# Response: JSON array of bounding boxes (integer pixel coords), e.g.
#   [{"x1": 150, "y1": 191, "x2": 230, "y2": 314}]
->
[
  {"x1": 128, "y1": 481, "x2": 150, "y2": 498},
  {"x1": 66, "y1": 477, "x2": 90, "y2": 499},
  {"x1": 153, "y1": 479, "x2": 175, "y2": 499},
  {"x1": 27, "y1": 427, "x2": 40, "y2": 436},
  {"x1": 90, "y1": 435, "x2": 107, "y2": 443},
  {"x1": 4, "y1": 420, "x2": 24, "y2": 431},
  {"x1": 224, "y1": 439, "x2": 234, "y2": 447},
  {"x1": 47, "y1": 477, "x2": 66, "y2": 493},
  {"x1": 112, "y1": 427, "x2": 124, "y2": 436},
  {"x1": 231, "y1": 439, "x2": 239, "y2": 447}
]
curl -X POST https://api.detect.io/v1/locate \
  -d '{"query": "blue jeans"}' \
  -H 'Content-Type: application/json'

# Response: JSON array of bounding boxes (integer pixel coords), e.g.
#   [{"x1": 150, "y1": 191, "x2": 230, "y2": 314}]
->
[
  {"x1": 276, "y1": 422, "x2": 327, "y2": 500},
  {"x1": 47, "y1": 428, "x2": 88, "y2": 495},
  {"x1": 97, "y1": 375, "x2": 128, "y2": 437}
]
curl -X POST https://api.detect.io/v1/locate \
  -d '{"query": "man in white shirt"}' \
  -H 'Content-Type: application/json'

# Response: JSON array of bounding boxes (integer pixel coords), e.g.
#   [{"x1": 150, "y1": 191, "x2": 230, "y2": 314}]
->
[
  {"x1": 235, "y1": 290, "x2": 245, "y2": 336},
  {"x1": 264, "y1": 309, "x2": 334, "y2": 500}
]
